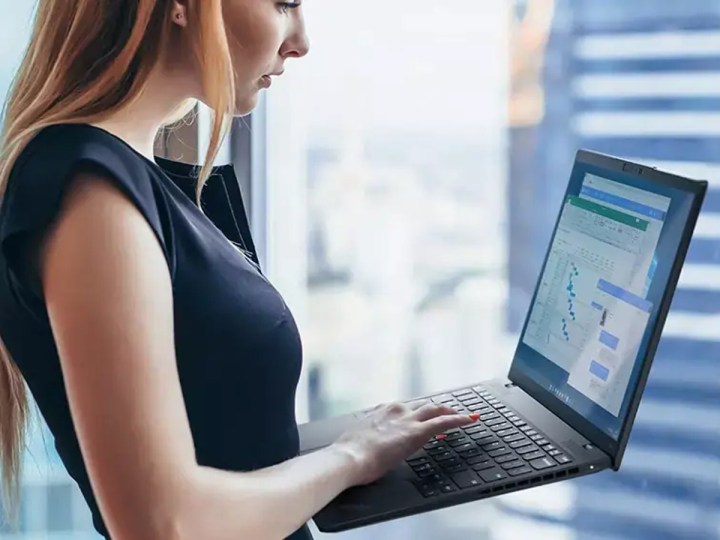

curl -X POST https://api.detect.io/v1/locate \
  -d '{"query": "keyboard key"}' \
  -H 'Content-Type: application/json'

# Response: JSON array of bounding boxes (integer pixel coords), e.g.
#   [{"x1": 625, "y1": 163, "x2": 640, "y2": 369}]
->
[
  {"x1": 520, "y1": 426, "x2": 533, "y2": 433},
  {"x1": 423, "y1": 440, "x2": 445, "y2": 451},
  {"x1": 542, "y1": 445, "x2": 556, "y2": 452},
  {"x1": 487, "y1": 398, "x2": 501, "y2": 405},
  {"x1": 548, "y1": 450, "x2": 561, "y2": 456},
  {"x1": 458, "y1": 447, "x2": 482, "y2": 459},
  {"x1": 495, "y1": 453, "x2": 519, "y2": 464},
  {"x1": 459, "y1": 397, "x2": 482, "y2": 406},
  {"x1": 427, "y1": 446, "x2": 449, "y2": 455},
  {"x1": 481, "y1": 412, "x2": 501, "y2": 421},
  {"x1": 412, "y1": 463, "x2": 435, "y2": 473},
  {"x1": 485, "y1": 418, "x2": 507, "y2": 427},
  {"x1": 501, "y1": 460, "x2": 526, "y2": 470},
  {"x1": 507, "y1": 415, "x2": 520, "y2": 422},
  {"x1": 488, "y1": 447, "x2": 512, "y2": 458},
  {"x1": 468, "y1": 404, "x2": 492, "y2": 413},
  {"x1": 512, "y1": 421, "x2": 527, "y2": 427},
  {"x1": 530, "y1": 434, "x2": 543, "y2": 441},
  {"x1": 496, "y1": 407, "x2": 510, "y2": 414},
  {"x1": 521, "y1": 450, "x2": 546, "y2": 461},
  {"x1": 509, "y1": 439, "x2": 533, "y2": 449},
  {"x1": 467, "y1": 455, "x2": 492, "y2": 466},
  {"x1": 490, "y1": 422, "x2": 513, "y2": 432},
  {"x1": 434, "y1": 451, "x2": 455, "y2": 461},
  {"x1": 417, "y1": 471, "x2": 444, "y2": 481},
  {"x1": 432, "y1": 394, "x2": 455, "y2": 404},
  {"x1": 536, "y1": 439, "x2": 549, "y2": 446},
  {"x1": 479, "y1": 468, "x2": 508, "y2": 483},
  {"x1": 471, "y1": 460, "x2": 495, "y2": 472},
  {"x1": 525, "y1": 430, "x2": 537, "y2": 436},
  {"x1": 438, "y1": 457, "x2": 464, "y2": 469},
  {"x1": 452, "y1": 390, "x2": 474, "y2": 398},
  {"x1": 450, "y1": 470, "x2": 483, "y2": 489},
  {"x1": 448, "y1": 439, "x2": 472, "y2": 449},
  {"x1": 445, "y1": 432, "x2": 466, "y2": 442},
  {"x1": 444, "y1": 463, "x2": 469, "y2": 474},
  {"x1": 529, "y1": 457, "x2": 557, "y2": 470},
  {"x1": 481, "y1": 441, "x2": 504, "y2": 452},
  {"x1": 555, "y1": 454, "x2": 572, "y2": 464},
  {"x1": 508, "y1": 466, "x2": 533, "y2": 477},
  {"x1": 472, "y1": 386, "x2": 486, "y2": 394},
  {"x1": 470, "y1": 432, "x2": 495, "y2": 442},
  {"x1": 464, "y1": 426, "x2": 488, "y2": 435},
  {"x1": 408, "y1": 456, "x2": 431, "y2": 466},
  {"x1": 497, "y1": 428, "x2": 519, "y2": 437},
  {"x1": 417, "y1": 483, "x2": 441, "y2": 497},
  {"x1": 438, "y1": 482, "x2": 457, "y2": 494},
  {"x1": 503, "y1": 434, "x2": 526, "y2": 443},
  {"x1": 516, "y1": 445, "x2": 540, "y2": 455}
]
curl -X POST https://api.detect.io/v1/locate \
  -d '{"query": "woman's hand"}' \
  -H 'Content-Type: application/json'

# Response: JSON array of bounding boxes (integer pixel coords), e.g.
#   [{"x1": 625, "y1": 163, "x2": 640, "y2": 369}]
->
[{"x1": 333, "y1": 401, "x2": 478, "y2": 486}]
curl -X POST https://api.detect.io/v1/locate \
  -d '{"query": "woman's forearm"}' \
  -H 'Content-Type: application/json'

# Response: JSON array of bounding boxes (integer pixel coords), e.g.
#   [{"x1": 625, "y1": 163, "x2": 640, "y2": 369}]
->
[{"x1": 175, "y1": 443, "x2": 359, "y2": 540}]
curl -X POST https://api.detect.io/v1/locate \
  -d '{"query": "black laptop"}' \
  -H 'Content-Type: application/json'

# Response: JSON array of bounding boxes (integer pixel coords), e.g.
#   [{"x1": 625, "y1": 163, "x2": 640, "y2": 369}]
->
[{"x1": 298, "y1": 149, "x2": 708, "y2": 533}]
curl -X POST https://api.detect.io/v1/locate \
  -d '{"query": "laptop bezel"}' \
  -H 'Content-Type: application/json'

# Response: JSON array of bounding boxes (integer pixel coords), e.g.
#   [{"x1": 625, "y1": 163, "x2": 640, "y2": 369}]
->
[{"x1": 507, "y1": 149, "x2": 708, "y2": 470}]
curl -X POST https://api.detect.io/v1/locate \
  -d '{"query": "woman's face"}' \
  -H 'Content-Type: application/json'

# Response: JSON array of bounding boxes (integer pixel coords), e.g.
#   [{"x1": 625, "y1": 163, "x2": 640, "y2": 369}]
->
[{"x1": 223, "y1": 0, "x2": 309, "y2": 114}]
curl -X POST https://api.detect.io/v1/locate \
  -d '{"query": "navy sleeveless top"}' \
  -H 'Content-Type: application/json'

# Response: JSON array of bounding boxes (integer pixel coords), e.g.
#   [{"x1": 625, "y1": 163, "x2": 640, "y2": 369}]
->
[{"x1": 0, "y1": 123, "x2": 313, "y2": 539}]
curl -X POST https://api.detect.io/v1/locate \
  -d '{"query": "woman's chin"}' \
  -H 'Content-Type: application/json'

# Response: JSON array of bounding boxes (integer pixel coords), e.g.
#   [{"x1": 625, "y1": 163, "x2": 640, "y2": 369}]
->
[{"x1": 233, "y1": 92, "x2": 261, "y2": 117}]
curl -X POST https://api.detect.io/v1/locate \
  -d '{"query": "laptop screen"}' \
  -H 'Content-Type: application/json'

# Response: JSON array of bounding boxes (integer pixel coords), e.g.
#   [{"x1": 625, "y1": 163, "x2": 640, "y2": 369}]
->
[{"x1": 513, "y1": 160, "x2": 697, "y2": 440}]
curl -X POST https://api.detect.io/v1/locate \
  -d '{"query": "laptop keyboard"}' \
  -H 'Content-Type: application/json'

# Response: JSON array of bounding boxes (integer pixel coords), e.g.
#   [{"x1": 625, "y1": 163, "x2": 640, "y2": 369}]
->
[{"x1": 406, "y1": 386, "x2": 573, "y2": 498}]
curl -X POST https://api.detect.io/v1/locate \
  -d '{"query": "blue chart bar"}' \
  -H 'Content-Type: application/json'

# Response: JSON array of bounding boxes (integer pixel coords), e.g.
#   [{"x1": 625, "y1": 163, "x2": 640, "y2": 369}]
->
[
  {"x1": 599, "y1": 330, "x2": 620, "y2": 350},
  {"x1": 597, "y1": 279, "x2": 654, "y2": 313},
  {"x1": 581, "y1": 185, "x2": 667, "y2": 221},
  {"x1": 590, "y1": 360, "x2": 610, "y2": 381},
  {"x1": 591, "y1": 301, "x2": 604, "y2": 311}
]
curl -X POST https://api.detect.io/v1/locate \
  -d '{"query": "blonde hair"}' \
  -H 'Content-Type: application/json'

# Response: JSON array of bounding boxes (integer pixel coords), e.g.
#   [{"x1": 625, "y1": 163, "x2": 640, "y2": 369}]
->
[{"x1": 0, "y1": 0, "x2": 236, "y2": 526}]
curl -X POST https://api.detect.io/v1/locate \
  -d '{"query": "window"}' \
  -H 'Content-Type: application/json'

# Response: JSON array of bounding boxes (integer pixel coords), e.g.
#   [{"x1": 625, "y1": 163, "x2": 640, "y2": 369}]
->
[{"x1": 263, "y1": 0, "x2": 720, "y2": 539}]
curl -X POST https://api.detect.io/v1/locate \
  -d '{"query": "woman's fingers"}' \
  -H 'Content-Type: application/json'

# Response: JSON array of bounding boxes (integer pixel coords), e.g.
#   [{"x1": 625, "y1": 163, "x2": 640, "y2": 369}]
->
[
  {"x1": 409, "y1": 402, "x2": 456, "y2": 422},
  {"x1": 420, "y1": 410, "x2": 478, "y2": 438}
]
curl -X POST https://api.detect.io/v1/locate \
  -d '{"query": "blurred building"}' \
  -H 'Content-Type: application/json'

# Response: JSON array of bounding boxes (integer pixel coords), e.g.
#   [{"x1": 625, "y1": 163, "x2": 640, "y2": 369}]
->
[{"x1": 505, "y1": 0, "x2": 720, "y2": 538}]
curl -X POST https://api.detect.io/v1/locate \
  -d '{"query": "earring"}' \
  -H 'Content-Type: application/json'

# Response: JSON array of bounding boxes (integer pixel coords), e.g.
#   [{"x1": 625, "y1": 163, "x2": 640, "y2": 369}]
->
[{"x1": 175, "y1": 12, "x2": 184, "y2": 22}]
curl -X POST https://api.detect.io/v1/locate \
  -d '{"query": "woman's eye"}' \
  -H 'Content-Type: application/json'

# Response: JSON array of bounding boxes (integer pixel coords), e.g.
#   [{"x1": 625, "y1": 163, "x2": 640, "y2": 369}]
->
[{"x1": 277, "y1": 2, "x2": 301, "y2": 14}]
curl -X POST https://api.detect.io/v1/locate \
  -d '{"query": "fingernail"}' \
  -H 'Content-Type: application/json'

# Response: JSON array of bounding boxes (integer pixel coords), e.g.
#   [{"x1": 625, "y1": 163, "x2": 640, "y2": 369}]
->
[
  {"x1": 468, "y1": 413, "x2": 481, "y2": 421},
  {"x1": 435, "y1": 434, "x2": 447, "y2": 440}
]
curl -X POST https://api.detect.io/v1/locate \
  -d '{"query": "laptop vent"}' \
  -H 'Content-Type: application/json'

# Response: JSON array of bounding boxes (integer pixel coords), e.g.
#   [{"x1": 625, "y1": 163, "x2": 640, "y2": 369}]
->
[{"x1": 487, "y1": 468, "x2": 581, "y2": 496}]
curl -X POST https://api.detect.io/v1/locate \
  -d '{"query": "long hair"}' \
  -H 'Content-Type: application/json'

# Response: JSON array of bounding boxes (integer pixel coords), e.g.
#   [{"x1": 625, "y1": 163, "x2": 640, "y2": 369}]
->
[{"x1": 0, "y1": 0, "x2": 235, "y2": 526}]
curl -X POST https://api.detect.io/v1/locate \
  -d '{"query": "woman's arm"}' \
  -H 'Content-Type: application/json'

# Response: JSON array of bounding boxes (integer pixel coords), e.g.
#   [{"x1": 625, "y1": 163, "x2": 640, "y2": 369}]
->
[{"x1": 42, "y1": 170, "x2": 471, "y2": 540}]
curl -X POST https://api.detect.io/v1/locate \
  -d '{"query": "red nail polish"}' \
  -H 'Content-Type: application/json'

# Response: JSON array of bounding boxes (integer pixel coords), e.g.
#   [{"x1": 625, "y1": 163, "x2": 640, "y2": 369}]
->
[
  {"x1": 435, "y1": 434, "x2": 447, "y2": 440},
  {"x1": 468, "y1": 413, "x2": 481, "y2": 421}
]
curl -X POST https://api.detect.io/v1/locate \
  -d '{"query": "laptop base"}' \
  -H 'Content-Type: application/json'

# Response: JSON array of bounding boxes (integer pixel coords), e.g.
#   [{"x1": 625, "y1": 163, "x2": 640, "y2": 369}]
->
[{"x1": 299, "y1": 378, "x2": 611, "y2": 533}]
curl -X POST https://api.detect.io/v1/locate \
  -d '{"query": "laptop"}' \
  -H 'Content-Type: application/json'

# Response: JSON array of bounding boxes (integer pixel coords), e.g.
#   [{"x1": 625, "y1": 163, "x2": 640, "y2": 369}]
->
[{"x1": 298, "y1": 149, "x2": 708, "y2": 533}]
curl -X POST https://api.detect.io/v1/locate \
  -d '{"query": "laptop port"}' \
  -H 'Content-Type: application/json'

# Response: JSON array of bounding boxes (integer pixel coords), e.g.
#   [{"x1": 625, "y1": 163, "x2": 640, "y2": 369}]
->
[
  {"x1": 506, "y1": 482, "x2": 517, "y2": 489},
  {"x1": 542, "y1": 474, "x2": 553, "y2": 481},
  {"x1": 531, "y1": 478, "x2": 541, "y2": 485},
  {"x1": 569, "y1": 467, "x2": 579, "y2": 476},
  {"x1": 492, "y1": 486, "x2": 503, "y2": 493},
  {"x1": 518, "y1": 480, "x2": 530, "y2": 486},
  {"x1": 556, "y1": 471, "x2": 567, "y2": 478}
]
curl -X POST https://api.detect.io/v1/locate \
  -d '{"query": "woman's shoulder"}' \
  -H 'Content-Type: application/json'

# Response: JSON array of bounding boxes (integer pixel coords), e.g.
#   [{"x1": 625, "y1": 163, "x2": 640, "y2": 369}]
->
[
  {"x1": 15, "y1": 123, "x2": 156, "y2": 183},
  {"x1": 1, "y1": 123, "x2": 171, "y2": 264}
]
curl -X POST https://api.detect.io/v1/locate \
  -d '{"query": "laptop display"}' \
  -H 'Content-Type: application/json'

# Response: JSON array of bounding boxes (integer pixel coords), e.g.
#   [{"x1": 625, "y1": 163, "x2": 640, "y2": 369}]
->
[{"x1": 513, "y1": 161, "x2": 697, "y2": 440}]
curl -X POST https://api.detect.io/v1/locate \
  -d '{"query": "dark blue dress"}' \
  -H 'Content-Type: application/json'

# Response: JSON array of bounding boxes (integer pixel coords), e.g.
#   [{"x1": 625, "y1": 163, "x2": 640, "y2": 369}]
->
[{"x1": 0, "y1": 124, "x2": 313, "y2": 539}]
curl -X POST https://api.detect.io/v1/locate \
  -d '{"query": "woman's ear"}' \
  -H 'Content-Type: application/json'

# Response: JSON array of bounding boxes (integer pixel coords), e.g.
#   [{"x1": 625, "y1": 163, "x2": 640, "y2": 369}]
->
[{"x1": 170, "y1": 0, "x2": 189, "y2": 28}]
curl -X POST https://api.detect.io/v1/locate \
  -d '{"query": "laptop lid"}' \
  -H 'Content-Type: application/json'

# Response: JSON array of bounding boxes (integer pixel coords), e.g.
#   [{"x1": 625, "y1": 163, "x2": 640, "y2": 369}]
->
[{"x1": 508, "y1": 150, "x2": 707, "y2": 470}]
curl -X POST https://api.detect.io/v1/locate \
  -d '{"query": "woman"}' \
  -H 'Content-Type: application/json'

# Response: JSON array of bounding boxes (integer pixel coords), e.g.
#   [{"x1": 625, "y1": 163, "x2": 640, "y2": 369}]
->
[{"x1": 0, "y1": 1, "x2": 477, "y2": 538}]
